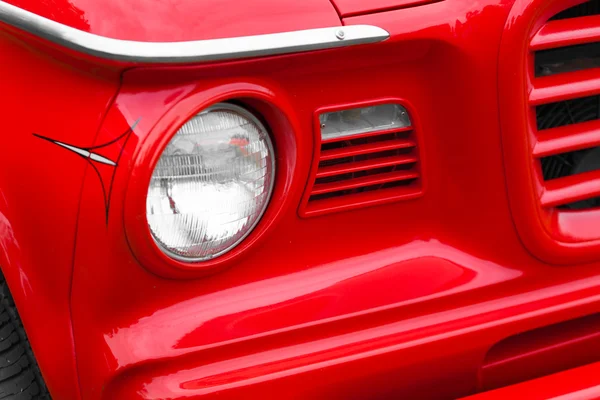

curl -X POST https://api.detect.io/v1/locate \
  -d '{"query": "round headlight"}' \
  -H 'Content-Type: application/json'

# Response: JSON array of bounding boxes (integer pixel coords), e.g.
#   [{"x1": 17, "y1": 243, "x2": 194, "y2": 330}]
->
[{"x1": 146, "y1": 103, "x2": 275, "y2": 262}]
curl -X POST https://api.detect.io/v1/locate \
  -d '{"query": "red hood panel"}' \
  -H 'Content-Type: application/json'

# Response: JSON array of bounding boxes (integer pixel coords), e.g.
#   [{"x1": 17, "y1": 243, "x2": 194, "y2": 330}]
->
[
  {"x1": 331, "y1": 0, "x2": 440, "y2": 17},
  {"x1": 5, "y1": 0, "x2": 342, "y2": 41}
]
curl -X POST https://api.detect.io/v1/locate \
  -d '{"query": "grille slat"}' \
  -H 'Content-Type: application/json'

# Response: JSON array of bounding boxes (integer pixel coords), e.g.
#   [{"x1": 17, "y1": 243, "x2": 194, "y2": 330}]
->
[
  {"x1": 315, "y1": 154, "x2": 418, "y2": 179},
  {"x1": 541, "y1": 169, "x2": 600, "y2": 207},
  {"x1": 533, "y1": 119, "x2": 600, "y2": 156},
  {"x1": 320, "y1": 139, "x2": 416, "y2": 161},
  {"x1": 531, "y1": 14, "x2": 600, "y2": 50},
  {"x1": 307, "y1": 184, "x2": 422, "y2": 212},
  {"x1": 530, "y1": 68, "x2": 600, "y2": 105},
  {"x1": 320, "y1": 125, "x2": 413, "y2": 144},
  {"x1": 311, "y1": 170, "x2": 419, "y2": 195}
]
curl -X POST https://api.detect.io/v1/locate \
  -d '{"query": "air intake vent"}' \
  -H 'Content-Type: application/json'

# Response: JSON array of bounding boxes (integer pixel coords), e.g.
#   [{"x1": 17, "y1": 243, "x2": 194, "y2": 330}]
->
[
  {"x1": 300, "y1": 103, "x2": 423, "y2": 217},
  {"x1": 498, "y1": 0, "x2": 600, "y2": 263},
  {"x1": 530, "y1": 2, "x2": 600, "y2": 211}
]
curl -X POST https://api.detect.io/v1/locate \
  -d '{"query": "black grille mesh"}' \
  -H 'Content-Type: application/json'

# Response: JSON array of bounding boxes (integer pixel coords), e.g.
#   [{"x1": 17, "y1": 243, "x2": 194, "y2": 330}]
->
[
  {"x1": 551, "y1": 0, "x2": 600, "y2": 20},
  {"x1": 536, "y1": 96, "x2": 600, "y2": 131}
]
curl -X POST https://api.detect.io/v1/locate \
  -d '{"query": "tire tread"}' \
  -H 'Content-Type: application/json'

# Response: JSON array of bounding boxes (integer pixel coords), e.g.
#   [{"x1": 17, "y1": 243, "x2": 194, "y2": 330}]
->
[{"x1": 0, "y1": 272, "x2": 50, "y2": 400}]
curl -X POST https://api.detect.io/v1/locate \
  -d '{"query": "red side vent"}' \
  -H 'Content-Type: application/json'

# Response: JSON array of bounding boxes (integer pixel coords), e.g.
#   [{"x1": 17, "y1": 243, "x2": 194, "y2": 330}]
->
[{"x1": 300, "y1": 103, "x2": 423, "y2": 217}]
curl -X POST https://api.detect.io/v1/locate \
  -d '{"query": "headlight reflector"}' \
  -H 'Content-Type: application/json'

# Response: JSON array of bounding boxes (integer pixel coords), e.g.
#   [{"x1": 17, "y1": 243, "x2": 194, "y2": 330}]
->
[{"x1": 146, "y1": 103, "x2": 275, "y2": 262}]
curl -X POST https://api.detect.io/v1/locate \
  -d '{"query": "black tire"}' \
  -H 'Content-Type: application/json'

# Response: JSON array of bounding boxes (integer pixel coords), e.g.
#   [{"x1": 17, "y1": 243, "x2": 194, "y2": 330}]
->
[{"x1": 0, "y1": 272, "x2": 50, "y2": 399}]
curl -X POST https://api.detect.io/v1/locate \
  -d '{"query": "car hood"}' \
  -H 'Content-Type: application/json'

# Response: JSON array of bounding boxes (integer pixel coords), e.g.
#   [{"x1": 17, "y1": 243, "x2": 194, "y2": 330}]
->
[{"x1": 4, "y1": 0, "x2": 342, "y2": 42}]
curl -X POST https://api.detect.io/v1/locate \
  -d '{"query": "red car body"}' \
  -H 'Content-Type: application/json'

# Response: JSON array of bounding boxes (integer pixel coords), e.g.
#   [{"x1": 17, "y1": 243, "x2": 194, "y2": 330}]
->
[{"x1": 1, "y1": 0, "x2": 600, "y2": 398}]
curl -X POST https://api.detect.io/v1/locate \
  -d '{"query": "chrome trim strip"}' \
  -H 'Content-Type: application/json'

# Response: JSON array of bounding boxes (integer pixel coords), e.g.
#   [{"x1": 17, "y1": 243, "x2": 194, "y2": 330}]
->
[{"x1": 0, "y1": 1, "x2": 389, "y2": 64}]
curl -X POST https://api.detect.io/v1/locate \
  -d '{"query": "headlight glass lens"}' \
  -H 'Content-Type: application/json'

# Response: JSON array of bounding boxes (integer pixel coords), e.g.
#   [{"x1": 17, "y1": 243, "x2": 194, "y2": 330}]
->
[{"x1": 146, "y1": 103, "x2": 275, "y2": 261}]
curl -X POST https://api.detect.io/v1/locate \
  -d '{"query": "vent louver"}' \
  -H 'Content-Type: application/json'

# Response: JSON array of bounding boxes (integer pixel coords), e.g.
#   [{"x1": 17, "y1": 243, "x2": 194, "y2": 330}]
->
[{"x1": 300, "y1": 103, "x2": 423, "y2": 217}]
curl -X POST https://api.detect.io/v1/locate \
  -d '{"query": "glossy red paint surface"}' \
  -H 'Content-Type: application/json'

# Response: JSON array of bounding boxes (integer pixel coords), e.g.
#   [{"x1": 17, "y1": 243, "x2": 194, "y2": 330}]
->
[
  {"x1": 531, "y1": 14, "x2": 600, "y2": 50},
  {"x1": 3, "y1": 0, "x2": 341, "y2": 41},
  {"x1": 1, "y1": 0, "x2": 600, "y2": 399},
  {"x1": 0, "y1": 26, "x2": 120, "y2": 399},
  {"x1": 480, "y1": 313, "x2": 600, "y2": 391},
  {"x1": 463, "y1": 361, "x2": 600, "y2": 400},
  {"x1": 331, "y1": 0, "x2": 442, "y2": 18}
]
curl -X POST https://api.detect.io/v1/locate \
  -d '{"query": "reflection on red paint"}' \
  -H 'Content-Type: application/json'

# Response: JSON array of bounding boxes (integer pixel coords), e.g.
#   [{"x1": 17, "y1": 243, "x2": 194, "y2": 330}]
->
[{"x1": 104, "y1": 241, "x2": 519, "y2": 369}]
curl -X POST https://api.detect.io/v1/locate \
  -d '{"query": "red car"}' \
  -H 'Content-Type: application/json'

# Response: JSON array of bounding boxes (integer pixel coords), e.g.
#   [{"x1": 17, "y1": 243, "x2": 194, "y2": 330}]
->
[{"x1": 0, "y1": 0, "x2": 600, "y2": 398}]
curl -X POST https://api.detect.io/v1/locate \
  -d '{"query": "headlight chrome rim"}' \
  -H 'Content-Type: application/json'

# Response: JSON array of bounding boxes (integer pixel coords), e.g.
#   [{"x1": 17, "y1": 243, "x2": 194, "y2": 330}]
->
[{"x1": 147, "y1": 102, "x2": 276, "y2": 263}]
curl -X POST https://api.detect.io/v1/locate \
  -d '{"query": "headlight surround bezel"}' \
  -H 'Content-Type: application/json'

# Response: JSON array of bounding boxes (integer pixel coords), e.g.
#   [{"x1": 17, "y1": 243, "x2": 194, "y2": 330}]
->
[
  {"x1": 146, "y1": 102, "x2": 276, "y2": 263},
  {"x1": 123, "y1": 83, "x2": 302, "y2": 279}
]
